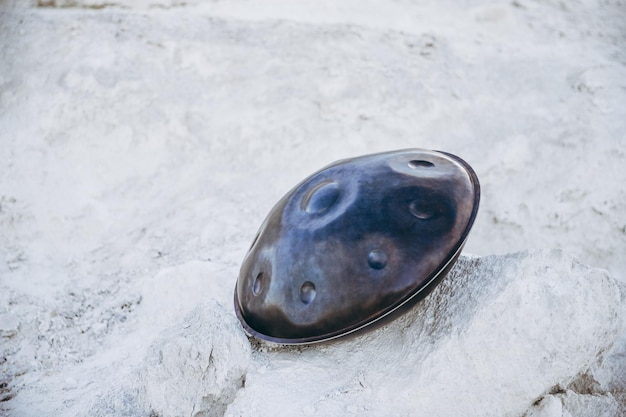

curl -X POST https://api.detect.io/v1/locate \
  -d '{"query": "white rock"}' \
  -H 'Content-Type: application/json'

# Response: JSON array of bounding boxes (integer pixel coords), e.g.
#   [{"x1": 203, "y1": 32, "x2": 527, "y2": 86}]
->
[
  {"x1": 524, "y1": 395, "x2": 563, "y2": 417},
  {"x1": 525, "y1": 390, "x2": 620, "y2": 417},
  {"x1": 139, "y1": 260, "x2": 234, "y2": 331},
  {"x1": 225, "y1": 250, "x2": 624, "y2": 417},
  {"x1": 559, "y1": 390, "x2": 619, "y2": 417},
  {"x1": 0, "y1": 313, "x2": 19, "y2": 338},
  {"x1": 139, "y1": 300, "x2": 251, "y2": 417}
]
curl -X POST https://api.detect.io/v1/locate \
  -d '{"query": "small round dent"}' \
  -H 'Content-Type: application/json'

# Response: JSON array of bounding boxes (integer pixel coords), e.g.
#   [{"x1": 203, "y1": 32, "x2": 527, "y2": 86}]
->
[
  {"x1": 408, "y1": 159, "x2": 434, "y2": 168},
  {"x1": 409, "y1": 200, "x2": 435, "y2": 220},
  {"x1": 367, "y1": 250, "x2": 388, "y2": 270},
  {"x1": 252, "y1": 273, "x2": 264, "y2": 296},
  {"x1": 300, "y1": 281, "x2": 317, "y2": 304},
  {"x1": 302, "y1": 181, "x2": 341, "y2": 214}
]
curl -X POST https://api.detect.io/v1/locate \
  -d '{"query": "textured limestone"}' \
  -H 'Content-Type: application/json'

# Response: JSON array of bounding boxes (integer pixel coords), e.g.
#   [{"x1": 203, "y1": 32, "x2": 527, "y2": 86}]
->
[{"x1": 225, "y1": 250, "x2": 624, "y2": 417}]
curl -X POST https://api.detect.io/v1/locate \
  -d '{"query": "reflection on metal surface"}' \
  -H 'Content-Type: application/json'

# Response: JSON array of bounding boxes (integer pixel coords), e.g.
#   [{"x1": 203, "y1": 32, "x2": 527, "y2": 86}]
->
[{"x1": 234, "y1": 149, "x2": 480, "y2": 344}]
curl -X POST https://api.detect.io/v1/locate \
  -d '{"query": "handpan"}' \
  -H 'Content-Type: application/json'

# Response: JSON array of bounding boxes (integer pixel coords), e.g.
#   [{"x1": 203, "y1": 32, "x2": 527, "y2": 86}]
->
[{"x1": 234, "y1": 149, "x2": 480, "y2": 344}]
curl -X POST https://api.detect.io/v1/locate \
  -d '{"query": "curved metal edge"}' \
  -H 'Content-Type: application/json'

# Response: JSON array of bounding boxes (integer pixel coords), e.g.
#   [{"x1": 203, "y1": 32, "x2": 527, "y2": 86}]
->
[{"x1": 233, "y1": 149, "x2": 481, "y2": 346}]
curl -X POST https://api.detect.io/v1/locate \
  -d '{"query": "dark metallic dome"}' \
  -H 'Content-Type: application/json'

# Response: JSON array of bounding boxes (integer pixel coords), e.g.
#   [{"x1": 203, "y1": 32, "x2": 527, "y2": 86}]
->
[{"x1": 234, "y1": 149, "x2": 480, "y2": 344}]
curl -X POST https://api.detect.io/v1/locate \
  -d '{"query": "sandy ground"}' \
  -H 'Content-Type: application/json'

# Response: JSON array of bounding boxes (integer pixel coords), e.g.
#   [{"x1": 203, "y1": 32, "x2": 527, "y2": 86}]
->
[{"x1": 1, "y1": 0, "x2": 625, "y2": 416}]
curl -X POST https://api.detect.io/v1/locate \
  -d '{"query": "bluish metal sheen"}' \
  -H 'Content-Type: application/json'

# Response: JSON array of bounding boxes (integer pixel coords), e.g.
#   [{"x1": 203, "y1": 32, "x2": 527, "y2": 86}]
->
[{"x1": 234, "y1": 149, "x2": 480, "y2": 344}]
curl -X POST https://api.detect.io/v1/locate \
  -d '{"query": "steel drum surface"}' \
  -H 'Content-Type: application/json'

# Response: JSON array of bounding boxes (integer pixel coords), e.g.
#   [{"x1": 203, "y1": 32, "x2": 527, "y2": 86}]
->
[{"x1": 234, "y1": 149, "x2": 480, "y2": 344}]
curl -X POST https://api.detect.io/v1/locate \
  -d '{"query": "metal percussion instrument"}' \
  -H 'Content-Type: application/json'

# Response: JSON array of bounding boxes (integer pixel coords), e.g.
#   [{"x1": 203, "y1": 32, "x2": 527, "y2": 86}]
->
[{"x1": 234, "y1": 149, "x2": 480, "y2": 344}]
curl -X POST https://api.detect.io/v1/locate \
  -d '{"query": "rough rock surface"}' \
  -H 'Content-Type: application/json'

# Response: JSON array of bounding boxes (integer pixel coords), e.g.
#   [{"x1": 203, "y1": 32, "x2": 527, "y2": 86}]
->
[
  {"x1": 221, "y1": 250, "x2": 624, "y2": 417},
  {"x1": 85, "y1": 301, "x2": 251, "y2": 417},
  {"x1": 81, "y1": 249, "x2": 624, "y2": 417},
  {"x1": 4, "y1": 249, "x2": 625, "y2": 416},
  {"x1": 139, "y1": 301, "x2": 251, "y2": 417}
]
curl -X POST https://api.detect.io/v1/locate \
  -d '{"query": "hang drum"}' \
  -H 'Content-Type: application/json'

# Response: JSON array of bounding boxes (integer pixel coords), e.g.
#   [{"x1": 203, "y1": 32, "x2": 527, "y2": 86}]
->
[{"x1": 234, "y1": 149, "x2": 480, "y2": 344}]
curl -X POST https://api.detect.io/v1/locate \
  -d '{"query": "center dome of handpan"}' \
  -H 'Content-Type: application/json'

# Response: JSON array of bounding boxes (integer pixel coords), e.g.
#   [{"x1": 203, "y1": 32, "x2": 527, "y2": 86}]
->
[{"x1": 234, "y1": 149, "x2": 480, "y2": 344}]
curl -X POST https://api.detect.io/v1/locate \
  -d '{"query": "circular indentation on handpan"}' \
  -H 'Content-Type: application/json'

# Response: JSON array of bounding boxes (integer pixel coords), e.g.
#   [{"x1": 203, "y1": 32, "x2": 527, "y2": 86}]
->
[
  {"x1": 409, "y1": 200, "x2": 435, "y2": 220},
  {"x1": 367, "y1": 249, "x2": 388, "y2": 270},
  {"x1": 300, "y1": 281, "x2": 316, "y2": 304},
  {"x1": 234, "y1": 148, "x2": 480, "y2": 345},
  {"x1": 408, "y1": 159, "x2": 434, "y2": 168},
  {"x1": 301, "y1": 180, "x2": 341, "y2": 214},
  {"x1": 252, "y1": 272, "x2": 264, "y2": 296}
]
